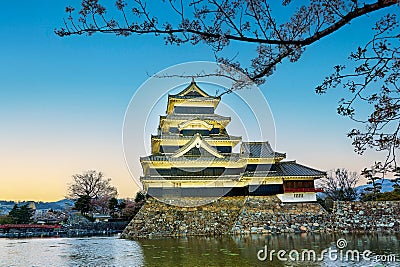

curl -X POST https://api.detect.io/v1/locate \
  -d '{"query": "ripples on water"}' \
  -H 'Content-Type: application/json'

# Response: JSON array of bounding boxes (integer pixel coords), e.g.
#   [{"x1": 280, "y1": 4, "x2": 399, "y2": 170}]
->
[
  {"x1": 0, "y1": 236, "x2": 144, "y2": 267},
  {"x1": 0, "y1": 234, "x2": 399, "y2": 266}
]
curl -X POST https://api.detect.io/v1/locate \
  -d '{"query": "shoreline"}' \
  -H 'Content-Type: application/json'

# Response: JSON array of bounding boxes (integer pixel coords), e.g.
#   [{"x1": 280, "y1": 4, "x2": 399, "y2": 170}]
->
[{"x1": 0, "y1": 230, "x2": 123, "y2": 239}]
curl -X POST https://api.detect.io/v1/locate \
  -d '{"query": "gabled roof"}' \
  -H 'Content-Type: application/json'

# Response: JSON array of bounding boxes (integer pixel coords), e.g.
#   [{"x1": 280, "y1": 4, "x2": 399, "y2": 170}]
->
[
  {"x1": 140, "y1": 153, "x2": 242, "y2": 162},
  {"x1": 171, "y1": 133, "x2": 224, "y2": 158},
  {"x1": 172, "y1": 79, "x2": 211, "y2": 98},
  {"x1": 178, "y1": 119, "x2": 214, "y2": 131},
  {"x1": 241, "y1": 142, "x2": 286, "y2": 159},
  {"x1": 166, "y1": 80, "x2": 221, "y2": 114},
  {"x1": 159, "y1": 113, "x2": 231, "y2": 129}
]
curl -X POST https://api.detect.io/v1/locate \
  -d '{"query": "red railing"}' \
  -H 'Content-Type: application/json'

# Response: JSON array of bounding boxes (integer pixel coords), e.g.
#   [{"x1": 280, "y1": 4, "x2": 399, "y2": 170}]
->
[
  {"x1": 284, "y1": 188, "x2": 324, "y2": 193},
  {"x1": 0, "y1": 224, "x2": 61, "y2": 229}
]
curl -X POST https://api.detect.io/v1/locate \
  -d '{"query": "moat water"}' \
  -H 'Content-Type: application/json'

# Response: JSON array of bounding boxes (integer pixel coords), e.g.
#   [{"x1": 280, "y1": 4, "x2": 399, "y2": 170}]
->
[{"x1": 0, "y1": 234, "x2": 399, "y2": 266}]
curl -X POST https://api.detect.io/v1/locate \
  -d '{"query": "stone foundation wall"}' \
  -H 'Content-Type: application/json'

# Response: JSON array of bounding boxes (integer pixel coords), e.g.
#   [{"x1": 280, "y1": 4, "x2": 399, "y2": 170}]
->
[
  {"x1": 121, "y1": 197, "x2": 245, "y2": 239},
  {"x1": 329, "y1": 201, "x2": 400, "y2": 233},
  {"x1": 232, "y1": 196, "x2": 329, "y2": 234},
  {"x1": 121, "y1": 197, "x2": 400, "y2": 239}
]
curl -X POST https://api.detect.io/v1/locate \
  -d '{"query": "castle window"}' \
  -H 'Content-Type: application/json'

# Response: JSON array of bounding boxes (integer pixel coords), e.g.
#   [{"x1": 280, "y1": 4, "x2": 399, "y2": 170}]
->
[
  {"x1": 174, "y1": 106, "x2": 214, "y2": 114},
  {"x1": 181, "y1": 129, "x2": 209, "y2": 136},
  {"x1": 210, "y1": 128, "x2": 220, "y2": 134},
  {"x1": 216, "y1": 146, "x2": 232, "y2": 153},
  {"x1": 169, "y1": 127, "x2": 179, "y2": 133}
]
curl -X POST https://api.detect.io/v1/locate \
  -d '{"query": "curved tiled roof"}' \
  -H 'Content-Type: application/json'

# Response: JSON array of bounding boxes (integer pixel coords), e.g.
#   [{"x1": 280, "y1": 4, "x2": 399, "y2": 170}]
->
[
  {"x1": 242, "y1": 161, "x2": 325, "y2": 178},
  {"x1": 161, "y1": 114, "x2": 231, "y2": 121},
  {"x1": 169, "y1": 80, "x2": 219, "y2": 99},
  {"x1": 151, "y1": 134, "x2": 241, "y2": 141},
  {"x1": 141, "y1": 153, "x2": 243, "y2": 162},
  {"x1": 240, "y1": 142, "x2": 286, "y2": 159},
  {"x1": 275, "y1": 161, "x2": 326, "y2": 177}
]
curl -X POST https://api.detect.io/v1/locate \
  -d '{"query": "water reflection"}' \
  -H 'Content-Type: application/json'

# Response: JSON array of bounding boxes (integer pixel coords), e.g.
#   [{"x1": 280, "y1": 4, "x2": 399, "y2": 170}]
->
[
  {"x1": 0, "y1": 234, "x2": 399, "y2": 266},
  {"x1": 138, "y1": 234, "x2": 400, "y2": 267}
]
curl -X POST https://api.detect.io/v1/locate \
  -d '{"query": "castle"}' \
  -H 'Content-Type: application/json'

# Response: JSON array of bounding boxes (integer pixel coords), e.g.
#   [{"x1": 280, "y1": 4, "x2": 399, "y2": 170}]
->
[{"x1": 140, "y1": 80, "x2": 325, "y2": 202}]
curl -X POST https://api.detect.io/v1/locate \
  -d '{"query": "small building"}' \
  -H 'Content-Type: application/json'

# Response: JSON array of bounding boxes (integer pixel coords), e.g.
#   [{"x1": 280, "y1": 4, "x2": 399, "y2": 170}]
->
[
  {"x1": 92, "y1": 213, "x2": 111, "y2": 222},
  {"x1": 140, "y1": 80, "x2": 325, "y2": 202}
]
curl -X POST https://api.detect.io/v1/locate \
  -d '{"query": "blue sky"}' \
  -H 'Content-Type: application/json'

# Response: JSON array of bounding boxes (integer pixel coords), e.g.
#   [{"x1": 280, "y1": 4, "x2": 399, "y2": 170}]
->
[{"x1": 0, "y1": 1, "x2": 397, "y2": 201}]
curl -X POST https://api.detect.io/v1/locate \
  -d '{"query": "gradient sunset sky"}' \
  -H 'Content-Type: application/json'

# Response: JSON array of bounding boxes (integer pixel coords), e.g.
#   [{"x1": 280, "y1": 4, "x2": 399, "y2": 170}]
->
[{"x1": 0, "y1": 2, "x2": 397, "y2": 201}]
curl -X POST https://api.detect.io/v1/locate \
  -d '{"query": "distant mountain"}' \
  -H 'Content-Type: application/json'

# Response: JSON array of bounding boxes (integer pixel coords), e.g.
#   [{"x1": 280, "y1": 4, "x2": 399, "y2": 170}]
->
[
  {"x1": 0, "y1": 200, "x2": 14, "y2": 206},
  {"x1": 356, "y1": 179, "x2": 395, "y2": 194},
  {"x1": 32, "y1": 199, "x2": 75, "y2": 210},
  {"x1": 0, "y1": 199, "x2": 74, "y2": 211}
]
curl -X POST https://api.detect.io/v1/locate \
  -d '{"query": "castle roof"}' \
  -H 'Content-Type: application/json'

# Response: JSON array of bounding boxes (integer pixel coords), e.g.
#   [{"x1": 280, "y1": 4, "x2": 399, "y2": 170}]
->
[
  {"x1": 241, "y1": 161, "x2": 325, "y2": 178},
  {"x1": 171, "y1": 79, "x2": 214, "y2": 98},
  {"x1": 241, "y1": 142, "x2": 286, "y2": 159},
  {"x1": 160, "y1": 113, "x2": 231, "y2": 122},
  {"x1": 275, "y1": 161, "x2": 326, "y2": 177},
  {"x1": 166, "y1": 80, "x2": 220, "y2": 114},
  {"x1": 171, "y1": 133, "x2": 224, "y2": 158}
]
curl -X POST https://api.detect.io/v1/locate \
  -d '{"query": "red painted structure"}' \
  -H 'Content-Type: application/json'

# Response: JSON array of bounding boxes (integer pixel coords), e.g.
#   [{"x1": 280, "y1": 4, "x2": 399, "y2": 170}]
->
[{"x1": 0, "y1": 224, "x2": 61, "y2": 230}]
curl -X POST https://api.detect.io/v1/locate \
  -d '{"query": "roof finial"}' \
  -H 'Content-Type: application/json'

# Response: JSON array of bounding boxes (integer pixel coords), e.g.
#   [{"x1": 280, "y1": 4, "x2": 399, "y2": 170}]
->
[{"x1": 191, "y1": 76, "x2": 195, "y2": 83}]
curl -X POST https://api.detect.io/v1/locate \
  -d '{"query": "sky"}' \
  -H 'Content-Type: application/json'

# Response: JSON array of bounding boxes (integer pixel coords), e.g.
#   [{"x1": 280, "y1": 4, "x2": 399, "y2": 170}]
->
[{"x1": 0, "y1": 1, "x2": 398, "y2": 201}]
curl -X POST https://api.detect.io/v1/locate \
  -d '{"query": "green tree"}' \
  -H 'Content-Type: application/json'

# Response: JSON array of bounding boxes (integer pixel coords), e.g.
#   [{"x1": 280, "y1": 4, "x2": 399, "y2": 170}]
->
[
  {"x1": 360, "y1": 163, "x2": 400, "y2": 200},
  {"x1": 108, "y1": 197, "x2": 119, "y2": 217},
  {"x1": 134, "y1": 191, "x2": 146, "y2": 203},
  {"x1": 73, "y1": 195, "x2": 92, "y2": 215},
  {"x1": 360, "y1": 164, "x2": 384, "y2": 201},
  {"x1": 8, "y1": 204, "x2": 33, "y2": 224},
  {"x1": 390, "y1": 166, "x2": 400, "y2": 192},
  {"x1": 118, "y1": 200, "x2": 127, "y2": 210},
  {"x1": 0, "y1": 215, "x2": 13, "y2": 225}
]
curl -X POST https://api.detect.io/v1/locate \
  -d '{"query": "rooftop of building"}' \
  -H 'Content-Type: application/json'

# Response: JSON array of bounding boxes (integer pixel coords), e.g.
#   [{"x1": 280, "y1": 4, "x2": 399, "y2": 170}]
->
[
  {"x1": 241, "y1": 141, "x2": 286, "y2": 159},
  {"x1": 169, "y1": 79, "x2": 220, "y2": 100},
  {"x1": 244, "y1": 161, "x2": 326, "y2": 178}
]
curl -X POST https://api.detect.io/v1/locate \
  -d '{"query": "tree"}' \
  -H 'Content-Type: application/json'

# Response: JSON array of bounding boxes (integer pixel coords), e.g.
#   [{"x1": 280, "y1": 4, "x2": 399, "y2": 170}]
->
[
  {"x1": 91, "y1": 195, "x2": 112, "y2": 214},
  {"x1": 0, "y1": 216, "x2": 13, "y2": 225},
  {"x1": 319, "y1": 168, "x2": 359, "y2": 201},
  {"x1": 108, "y1": 197, "x2": 119, "y2": 216},
  {"x1": 56, "y1": 1, "x2": 399, "y2": 167},
  {"x1": 8, "y1": 204, "x2": 33, "y2": 224},
  {"x1": 316, "y1": 14, "x2": 400, "y2": 171},
  {"x1": 360, "y1": 164, "x2": 400, "y2": 200},
  {"x1": 118, "y1": 200, "x2": 127, "y2": 210},
  {"x1": 73, "y1": 195, "x2": 92, "y2": 215},
  {"x1": 361, "y1": 162, "x2": 384, "y2": 197},
  {"x1": 67, "y1": 170, "x2": 118, "y2": 199},
  {"x1": 120, "y1": 199, "x2": 143, "y2": 221},
  {"x1": 67, "y1": 170, "x2": 118, "y2": 214},
  {"x1": 134, "y1": 191, "x2": 146, "y2": 203},
  {"x1": 393, "y1": 167, "x2": 400, "y2": 192},
  {"x1": 56, "y1": 1, "x2": 397, "y2": 83}
]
